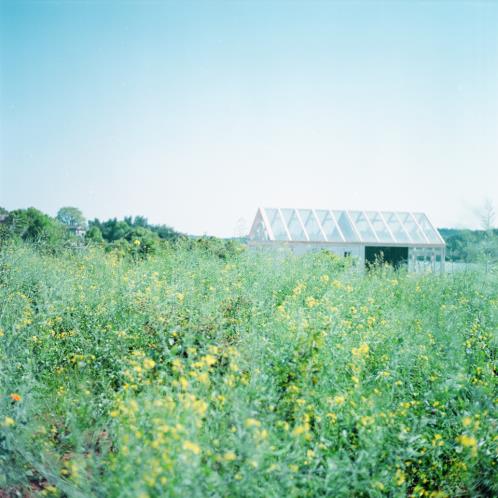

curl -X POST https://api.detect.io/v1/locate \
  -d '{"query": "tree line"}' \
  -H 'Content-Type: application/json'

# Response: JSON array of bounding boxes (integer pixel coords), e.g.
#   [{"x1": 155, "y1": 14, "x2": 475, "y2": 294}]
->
[
  {"x1": 0, "y1": 206, "x2": 242, "y2": 259},
  {"x1": 1, "y1": 205, "x2": 497, "y2": 263},
  {"x1": 439, "y1": 227, "x2": 498, "y2": 265},
  {"x1": 0, "y1": 206, "x2": 180, "y2": 256}
]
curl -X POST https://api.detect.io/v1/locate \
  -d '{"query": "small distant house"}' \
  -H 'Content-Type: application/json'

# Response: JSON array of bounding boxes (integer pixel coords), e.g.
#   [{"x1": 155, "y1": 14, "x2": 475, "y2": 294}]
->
[
  {"x1": 248, "y1": 208, "x2": 446, "y2": 272},
  {"x1": 69, "y1": 225, "x2": 86, "y2": 237}
]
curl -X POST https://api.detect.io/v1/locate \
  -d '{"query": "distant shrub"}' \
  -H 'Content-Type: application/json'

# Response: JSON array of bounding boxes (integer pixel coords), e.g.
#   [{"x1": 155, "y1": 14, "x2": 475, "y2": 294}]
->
[{"x1": 180, "y1": 236, "x2": 246, "y2": 260}]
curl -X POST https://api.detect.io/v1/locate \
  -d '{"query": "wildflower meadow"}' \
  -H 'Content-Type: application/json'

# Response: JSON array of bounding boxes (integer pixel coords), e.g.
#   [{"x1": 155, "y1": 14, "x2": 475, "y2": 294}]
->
[{"x1": 0, "y1": 243, "x2": 497, "y2": 497}]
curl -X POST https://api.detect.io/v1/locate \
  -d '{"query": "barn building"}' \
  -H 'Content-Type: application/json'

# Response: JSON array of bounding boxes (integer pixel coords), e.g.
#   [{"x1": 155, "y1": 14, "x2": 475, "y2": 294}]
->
[{"x1": 248, "y1": 208, "x2": 446, "y2": 272}]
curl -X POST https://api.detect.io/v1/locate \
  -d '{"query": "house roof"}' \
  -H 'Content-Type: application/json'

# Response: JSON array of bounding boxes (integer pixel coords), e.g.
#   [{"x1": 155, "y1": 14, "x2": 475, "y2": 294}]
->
[{"x1": 249, "y1": 208, "x2": 445, "y2": 246}]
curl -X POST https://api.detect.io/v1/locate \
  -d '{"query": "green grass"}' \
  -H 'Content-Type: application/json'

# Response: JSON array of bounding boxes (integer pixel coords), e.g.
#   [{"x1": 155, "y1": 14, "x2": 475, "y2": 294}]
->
[{"x1": 0, "y1": 243, "x2": 497, "y2": 497}]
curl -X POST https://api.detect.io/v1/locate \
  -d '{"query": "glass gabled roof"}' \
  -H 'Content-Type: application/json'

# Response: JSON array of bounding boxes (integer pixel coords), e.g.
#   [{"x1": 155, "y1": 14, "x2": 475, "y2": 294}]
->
[{"x1": 249, "y1": 208, "x2": 445, "y2": 246}]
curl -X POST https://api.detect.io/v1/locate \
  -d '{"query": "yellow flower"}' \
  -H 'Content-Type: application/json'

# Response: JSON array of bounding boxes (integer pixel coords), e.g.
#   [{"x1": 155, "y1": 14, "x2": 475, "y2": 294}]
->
[
  {"x1": 289, "y1": 464, "x2": 299, "y2": 473},
  {"x1": 292, "y1": 282, "x2": 305, "y2": 296},
  {"x1": 256, "y1": 429, "x2": 269, "y2": 441},
  {"x1": 208, "y1": 345, "x2": 219, "y2": 355},
  {"x1": 395, "y1": 468, "x2": 406, "y2": 486},
  {"x1": 333, "y1": 394, "x2": 346, "y2": 405},
  {"x1": 202, "y1": 354, "x2": 217, "y2": 367},
  {"x1": 456, "y1": 434, "x2": 478, "y2": 456},
  {"x1": 360, "y1": 415, "x2": 374, "y2": 427},
  {"x1": 291, "y1": 425, "x2": 306, "y2": 437},
  {"x1": 192, "y1": 398, "x2": 208, "y2": 417},
  {"x1": 462, "y1": 416, "x2": 472, "y2": 427},
  {"x1": 244, "y1": 418, "x2": 261, "y2": 428},
  {"x1": 457, "y1": 435, "x2": 476, "y2": 447},
  {"x1": 143, "y1": 358, "x2": 156, "y2": 369},
  {"x1": 305, "y1": 296, "x2": 318, "y2": 308},
  {"x1": 326, "y1": 412, "x2": 337, "y2": 423},
  {"x1": 133, "y1": 239, "x2": 141, "y2": 246},
  {"x1": 172, "y1": 358, "x2": 183, "y2": 372},
  {"x1": 352, "y1": 343, "x2": 369, "y2": 358},
  {"x1": 182, "y1": 440, "x2": 201, "y2": 455},
  {"x1": 195, "y1": 371, "x2": 209, "y2": 385},
  {"x1": 3, "y1": 416, "x2": 15, "y2": 427},
  {"x1": 223, "y1": 451, "x2": 237, "y2": 462},
  {"x1": 431, "y1": 434, "x2": 444, "y2": 447}
]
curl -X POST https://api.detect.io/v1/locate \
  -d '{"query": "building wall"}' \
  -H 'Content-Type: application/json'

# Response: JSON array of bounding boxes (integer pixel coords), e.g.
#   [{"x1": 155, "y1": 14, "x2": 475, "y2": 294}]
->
[
  {"x1": 247, "y1": 241, "x2": 365, "y2": 264},
  {"x1": 248, "y1": 241, "x2": 445, "y2": 273},
  {"x1": 408, "y1": 246, "x2": 445, "y2": 273},
  {"x1": 290, "y1": 243, "x2": 364, "y2": 263}
]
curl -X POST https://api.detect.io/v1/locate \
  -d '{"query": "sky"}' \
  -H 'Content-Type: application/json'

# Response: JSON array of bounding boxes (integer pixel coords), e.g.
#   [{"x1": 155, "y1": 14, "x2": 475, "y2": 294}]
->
[{"x1": 1, "y1": 0, "x2": 497, "y2": 237}]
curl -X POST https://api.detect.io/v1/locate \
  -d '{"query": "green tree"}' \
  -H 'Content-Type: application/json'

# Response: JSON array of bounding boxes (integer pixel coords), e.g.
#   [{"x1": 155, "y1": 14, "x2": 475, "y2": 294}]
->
[
  {"x1": 151, "y1": 223, "x2": 179, "y2": 240},
  {"x1": 3, "y1": 207, "x2": 66, "y2": 245},
  {"x1": 85, "y1": 226, "x2": 104, "y2": 243},
  {"x1": 56, "y1": 207, "x2": 86, "y2": 230},
  {"x1": 0, "y1": 207, "x2": 9, "y2": 241},
  {"x1": 472, "y1": 200, "x2": 498, "y2": 271},
  {"x1": 126, "y1": 226, "x2": 160, "y2": 257},
  {"x1": 89, "y1": 218, "x2": 129, "y2": 242}
]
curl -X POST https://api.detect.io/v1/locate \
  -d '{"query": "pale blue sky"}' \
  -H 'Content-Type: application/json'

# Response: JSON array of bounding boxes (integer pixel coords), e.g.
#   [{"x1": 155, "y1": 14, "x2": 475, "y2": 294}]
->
[{"x1": 1, "y1": 1, "x2": 497, "y2": 236}]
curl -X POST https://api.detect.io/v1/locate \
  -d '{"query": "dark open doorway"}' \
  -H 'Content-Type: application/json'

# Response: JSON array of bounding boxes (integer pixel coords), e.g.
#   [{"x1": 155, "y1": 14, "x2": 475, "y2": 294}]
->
[{"x1": 365, "y1": 246, "x2": 408, "y2": 269}]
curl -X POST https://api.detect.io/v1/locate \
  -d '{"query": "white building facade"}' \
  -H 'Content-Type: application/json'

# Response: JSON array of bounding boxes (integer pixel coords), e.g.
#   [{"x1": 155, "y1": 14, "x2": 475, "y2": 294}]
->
[{"x1": 248, "y1": 208, "x2": 446, "y2": 272}]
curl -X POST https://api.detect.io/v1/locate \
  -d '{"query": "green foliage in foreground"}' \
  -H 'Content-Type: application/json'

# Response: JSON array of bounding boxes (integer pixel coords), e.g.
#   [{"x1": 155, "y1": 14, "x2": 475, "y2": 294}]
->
[{"x1": 0, "y1": 244, "x2": 497, "y2": 498}]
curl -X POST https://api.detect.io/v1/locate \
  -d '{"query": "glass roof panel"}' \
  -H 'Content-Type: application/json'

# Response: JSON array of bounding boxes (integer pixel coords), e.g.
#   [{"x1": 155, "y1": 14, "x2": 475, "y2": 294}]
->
[
  {"x1": 252, "y1": 215, "x2": 269, "y2": 241},
  {"x1": 316, "y1": 210, "x2": 344, "y2": 242},
  {"x1": 366, "y1": 211, "x2": 394, "y2": 243},
  {"x1": 398, "y1": 212, "x2": 426, "y2": 243},
  {"x1": 254, "y1": 208, "x2": 443, "y2": 246},
  {"x1": 333, "y1": 211, "x2": 360, "y2": 242},
  {"x1": 298, "y1": 209, "x2": 325, "y2": 241},
  {"x1": 264, "y1": 208, "x2": 289, "y2": 241},
  {"x1": 382, "y1": 212, "x2": 411, "y2": 243},
  {"x1": 413, "y1": 213, "x2": 442, "y2": 244},
  {"x1": 281, "y1": 208, "x2": 307, "y2": 241},
  {"x1": 349, "y1": 211, "x2": 376, "y2": 242}
]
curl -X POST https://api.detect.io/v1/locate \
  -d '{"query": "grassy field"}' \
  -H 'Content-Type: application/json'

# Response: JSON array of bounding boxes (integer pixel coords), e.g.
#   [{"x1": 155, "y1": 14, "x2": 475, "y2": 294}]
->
[{"x1": 0, "y1": 243, "x2": 497, "y2": 497}]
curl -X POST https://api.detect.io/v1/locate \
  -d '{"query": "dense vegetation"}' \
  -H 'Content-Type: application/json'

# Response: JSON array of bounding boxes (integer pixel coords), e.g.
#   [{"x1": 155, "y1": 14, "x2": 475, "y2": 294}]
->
[
  {"x1": 439, "y1": 228, "x2": 498, "y2": 264},
  {"x1": 0, "y1": 207, "x2": 182, "y2": 257},
  {"x1": 1, "y1": 241, "x2": 496, "y2": 497},
  {"x1": 2, "y1": 206, "x2": 498, "y2": 264}
]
